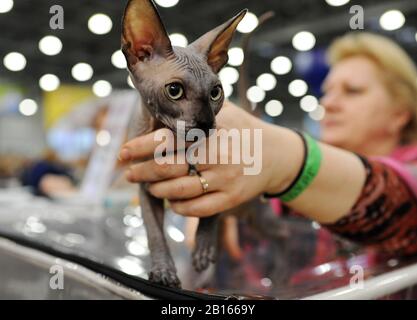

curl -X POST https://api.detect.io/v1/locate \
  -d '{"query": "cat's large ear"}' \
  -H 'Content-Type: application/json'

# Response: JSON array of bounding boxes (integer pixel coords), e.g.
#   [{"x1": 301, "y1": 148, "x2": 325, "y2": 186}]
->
[
  {"x1": 121, "y1": 0, "x2": 173, "y2": 65},
  {"x1": 190, "y1": 10, "x2": 247, "y2": 73}
]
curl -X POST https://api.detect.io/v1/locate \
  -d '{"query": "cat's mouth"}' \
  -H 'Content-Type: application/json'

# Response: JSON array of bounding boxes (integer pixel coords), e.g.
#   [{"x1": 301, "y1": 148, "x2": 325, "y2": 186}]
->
[
  {"x1": 156, "y1": 113, "x2": 216, "y2": 139},
  {"x1": 168, "y1": 122, "x2": 216, "y2": 140}
]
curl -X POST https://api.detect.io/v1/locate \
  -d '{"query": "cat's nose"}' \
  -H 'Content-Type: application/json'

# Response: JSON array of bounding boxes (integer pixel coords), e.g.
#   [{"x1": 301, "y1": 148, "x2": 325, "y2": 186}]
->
[{"x1": 196, "y1": 120, "x2": 214, "y2": 137}]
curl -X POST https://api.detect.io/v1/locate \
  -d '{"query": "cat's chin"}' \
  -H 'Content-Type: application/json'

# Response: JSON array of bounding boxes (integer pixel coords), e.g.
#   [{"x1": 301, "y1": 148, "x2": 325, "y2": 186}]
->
[
  {"x1": 163, "y1": 121, "x2": 216, "y2": 141},
  {"x1": 171, "y1": 127, "x2": 213, "y2": 139},
  {"x1": 163, "y1": 124, "x2": 183, "y2": 135}
]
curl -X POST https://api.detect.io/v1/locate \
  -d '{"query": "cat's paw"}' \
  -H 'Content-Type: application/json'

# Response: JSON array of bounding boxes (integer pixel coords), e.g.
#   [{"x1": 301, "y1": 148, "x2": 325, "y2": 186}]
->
[
  {"x1": 148, "y1": 264, "x2": 181, "y2": 288},
  {"x1": 192, "y1": 239, "x2": 217, "y2": 272}
]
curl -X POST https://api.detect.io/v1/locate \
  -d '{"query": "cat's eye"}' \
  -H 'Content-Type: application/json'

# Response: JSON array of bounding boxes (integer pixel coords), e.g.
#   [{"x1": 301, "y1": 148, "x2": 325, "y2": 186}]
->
[
  {"x1": 165, "y1": 83, "x2": 184, "y2": 100},
  {"x1": 210, "y1": 85, "x2": 223, "y2": 101}
]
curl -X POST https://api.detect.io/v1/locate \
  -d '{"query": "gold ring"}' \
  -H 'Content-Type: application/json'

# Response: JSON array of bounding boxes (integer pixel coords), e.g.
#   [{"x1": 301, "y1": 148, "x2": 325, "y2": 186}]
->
[{"x1": 198, "y1": 175, "x2": 209, "y2": 194}]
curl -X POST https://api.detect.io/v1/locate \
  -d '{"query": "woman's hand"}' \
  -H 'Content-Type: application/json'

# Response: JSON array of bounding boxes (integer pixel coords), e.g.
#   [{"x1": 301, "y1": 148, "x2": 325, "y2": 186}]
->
[{"x1": 119, "y1": 100, "x2": 303, "y2": 218}]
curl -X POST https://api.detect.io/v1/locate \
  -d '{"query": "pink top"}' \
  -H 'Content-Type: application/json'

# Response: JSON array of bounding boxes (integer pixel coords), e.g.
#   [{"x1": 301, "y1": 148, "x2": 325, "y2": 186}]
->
[
  {"x1": 270, "y1": 143, "x2": 417, "y2": 215},
  {"x1": 373, "y1": 144, "x2": 417, "y2": 198}
]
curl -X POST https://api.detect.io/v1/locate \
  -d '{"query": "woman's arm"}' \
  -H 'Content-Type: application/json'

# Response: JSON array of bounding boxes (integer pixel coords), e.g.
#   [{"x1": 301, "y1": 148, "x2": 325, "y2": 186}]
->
[
  {"x1": 120, "y1": 100, "x2": 367, "y2": 224},
  {"x1": 263, "y1": 124, "x2": 367, "y2": 224},
  {"x1": 325, "y1": 157, "x2": 417, "y2": 256}
]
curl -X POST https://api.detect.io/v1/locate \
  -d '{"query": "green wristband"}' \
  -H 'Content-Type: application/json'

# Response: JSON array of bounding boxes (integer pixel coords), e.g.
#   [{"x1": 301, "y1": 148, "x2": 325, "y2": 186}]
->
[{"x1": 279, "y1": 133, "x2": 322, "y2": 202}]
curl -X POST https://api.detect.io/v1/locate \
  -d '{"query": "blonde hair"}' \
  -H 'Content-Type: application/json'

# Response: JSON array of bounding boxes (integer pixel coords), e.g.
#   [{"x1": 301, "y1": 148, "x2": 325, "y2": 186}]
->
[{"x1": 327, "y1": 32, "x2": 417, "y2": 144}]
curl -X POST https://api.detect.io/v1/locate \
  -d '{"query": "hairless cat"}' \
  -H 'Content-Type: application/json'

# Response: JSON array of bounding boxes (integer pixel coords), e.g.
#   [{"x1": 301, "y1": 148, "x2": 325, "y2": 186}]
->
[{"x1": 121, "y1": 0, "x2": 290, "y2": 288}]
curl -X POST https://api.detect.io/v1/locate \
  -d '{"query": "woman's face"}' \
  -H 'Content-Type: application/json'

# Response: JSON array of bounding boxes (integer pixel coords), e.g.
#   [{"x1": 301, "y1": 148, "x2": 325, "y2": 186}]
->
[{"x1": 320, "y1": 55, "x2": 407, "y2": 154}]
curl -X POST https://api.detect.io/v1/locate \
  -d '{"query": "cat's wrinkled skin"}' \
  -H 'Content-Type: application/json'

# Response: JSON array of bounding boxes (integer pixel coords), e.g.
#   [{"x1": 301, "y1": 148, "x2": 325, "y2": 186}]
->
[
  {"x1": 122, "y1": 0, "x2": 245, "y2": 136},
  {"x1": 122, "y1": 0, "x2": 246, "y2": 288}
]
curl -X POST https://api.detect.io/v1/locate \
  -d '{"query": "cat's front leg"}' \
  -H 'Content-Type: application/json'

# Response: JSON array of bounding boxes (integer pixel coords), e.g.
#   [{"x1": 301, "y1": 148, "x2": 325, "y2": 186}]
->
[
  {"x1": 192, "y1": 215, "x2": 219, "y2": 272},
  {"x1": 139, "y1": 183, "x2": 181, "y2": 288}
]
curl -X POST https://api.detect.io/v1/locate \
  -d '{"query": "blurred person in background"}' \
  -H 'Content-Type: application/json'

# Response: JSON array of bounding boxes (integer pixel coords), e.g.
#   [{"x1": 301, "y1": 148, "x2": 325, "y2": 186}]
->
[
  {"x1": 19, "y1": 105, "x2": 130, "y2": 198},
  {"x1": 0, "y1": 155, "x2": 28, "y2": 188},
  {"x1": 19, "y1": 149, "x2": 77, "y2": 197},
  {"x1": 119, "y1": 31, "x2": 417, "y2": 265}
]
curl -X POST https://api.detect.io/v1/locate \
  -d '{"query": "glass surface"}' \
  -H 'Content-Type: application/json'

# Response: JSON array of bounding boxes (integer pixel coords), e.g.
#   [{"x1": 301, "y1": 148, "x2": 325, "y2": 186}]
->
[{"x1": 1, "y1": 186, "x2": 417, "y2": 299}]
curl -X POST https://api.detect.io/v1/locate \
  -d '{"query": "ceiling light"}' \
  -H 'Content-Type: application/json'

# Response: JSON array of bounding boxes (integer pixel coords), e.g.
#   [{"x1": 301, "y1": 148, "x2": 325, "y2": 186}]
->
[
  {"x1": 96, "y1": 130, "x2": 111, "y2": 146},
  {"x1": 237, "y1": 12, "x2": 258, "y2": 33},
  {"x1": 126, "y1": 241, "x2": 148, "y2": 256},
  {"x1": 0, "y1": 0, "x2": 13, "y2": 13},
  {"x1": 325, "y1": 0, "x2": 350, "y2": 6},
  {"x1": 39, "y1": 74, "x2": 60, "y2": 92},
  {"x1": 300, "y1": 95, "x2": 318, "y2": 112},
  {"x1": 169, "y1": 33, "x2": 188, "y2": 47},
  {"x1": 288, "y1": 79, "x2": 308, "y2": 97},
  {"x1": 93, "y1": 80, "x2": 112, "y2": 98},
  {"x1": 116, "y1": 256, "x2": 145, "y2": 276},
  {"x1": 246, "y1": 86, "x2": 265, "y2": 103},
  {"x1": 228, "y1": 47, "x2": 244, "y2": 66},
  {"x1": 88, "y1": 13, "x2": 113, "y2": 35},
  {"x1": 19, "y1": 99, "x2": 38, "y2": 116},
  {"x1": 292, "y1": 31, "x2": 316, "y2": 51},
  {"x1": 271, "y1": 56, "x2": 292, "y2": 75},
  {"x1": 309, "y1": 105, "x2": 325, "y2": 121},
  {"x1": 167, "y1": 226, "x2": 185, "y2": 243},
  {"x1": 3, "y1": 52, "x2": 26, "y2": 71},
  {"x1": 127, "y1": 75, "x2": 135, "y2": 88},
  {"x1": 256, "y1": 73, "x2": 277, "y2": 91},
  {"x1": 154, "y1": 0, "x2": 179, "y2": 8},
  {"x1": 265, "y1": 100, "x2": 283, "y2": 117},
  {"x1": 39, "y1": 35, "x2": 62, "y2": 56},
  {"x1": 223, "y1": 83, "x2": 233, "y2": 98},
  {"x1": 219, "y1": 67, "x2": 239, "y2": 85},
  {"x1": 71, "y1": 63, "x2": 93, "y2": 82},
  {"x1": 380, "y1": 10, "x2": 405, "y2": 31},
  {"x1": 111, "y1": 50, "x2": 127, "y2": 69}
]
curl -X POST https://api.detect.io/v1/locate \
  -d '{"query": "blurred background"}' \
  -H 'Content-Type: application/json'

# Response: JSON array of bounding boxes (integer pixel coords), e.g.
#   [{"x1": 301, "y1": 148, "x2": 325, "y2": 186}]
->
[
  {"x1": 0, "y1": 0, "x2": 417, "y2": 299},
  {"x1": 2, "y1": 0, "x2": 417, "y2": 187},
  {"x1": 1, "y1": 0, "x2": 417, "y2": 184}
]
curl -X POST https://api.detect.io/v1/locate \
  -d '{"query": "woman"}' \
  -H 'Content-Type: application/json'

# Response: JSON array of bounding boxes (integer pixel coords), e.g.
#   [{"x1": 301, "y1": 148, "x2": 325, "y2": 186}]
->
[{"x1": 119, "y1": 32, "x2": 417, "y2": 257}]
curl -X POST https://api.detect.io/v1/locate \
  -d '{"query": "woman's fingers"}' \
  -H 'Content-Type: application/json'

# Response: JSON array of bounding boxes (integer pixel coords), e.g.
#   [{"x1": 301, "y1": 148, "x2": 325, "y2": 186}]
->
[
  {"x1": 119, "y1": 128, "x2": 175, "y2": 162},
  {"x1": 184, "y1": 217, "x2": 199, "y2": 249},
  {"x1": 148, "y1": 170, "x2": 219, "y2": 200},
  {"x1": 126, "y1": 153, "x2": 189, "y2": 183},
  {"x1": 183, "y1": 215, "x2": 243, "y2": 261},
  {"x1": 222, "y1": 215, "x2": 243, "y2": 261},
  {"x1": 170, "y1": 192, "x2": 236, "y2": 217}
]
